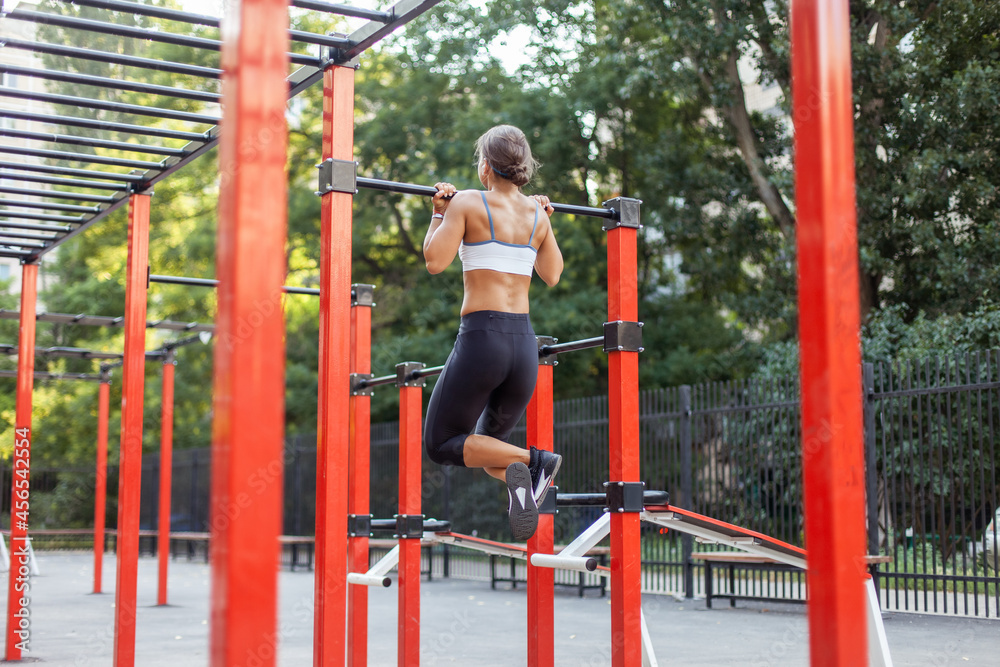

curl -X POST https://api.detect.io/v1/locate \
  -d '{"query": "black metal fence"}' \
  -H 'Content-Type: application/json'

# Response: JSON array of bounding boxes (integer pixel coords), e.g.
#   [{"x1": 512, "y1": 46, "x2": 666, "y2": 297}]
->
[{"x1": 9, "y1": 350, "x2": 998, "y2": 617}]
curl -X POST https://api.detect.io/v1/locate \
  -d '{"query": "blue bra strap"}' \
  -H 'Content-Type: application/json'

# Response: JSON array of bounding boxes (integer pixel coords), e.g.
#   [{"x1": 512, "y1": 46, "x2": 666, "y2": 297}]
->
[
  {"x1": 479, "y1": 191, "x2": 496, "y2": 240},
  {"x1": 528, "y1": 202, "x2": 539, "y2": 245}
]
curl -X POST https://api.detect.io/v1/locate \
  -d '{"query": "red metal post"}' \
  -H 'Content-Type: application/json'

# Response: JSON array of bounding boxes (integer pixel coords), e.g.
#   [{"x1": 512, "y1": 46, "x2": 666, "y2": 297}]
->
[
  {"x1": 314, "y1": 62, "x2": 355, "y2": 667},
  {"x1": 397, "y1": 364, "x2": 424, "y2": 667},
  {"x1": 790, "y1": 1, "x2": 867, "y2": 664},
  {"x1": 348, "y1": 285, "x2": 374, "y2": 667},
  {"x1": 210, "y1": 1, "x2": 289, "y2": 665},
  {"x1": 4, "y1": 261, "x2": 37, "y2": 661},
  {"x1": 112, "y1": 193, "x2": 151, "y2": 667},
  {"x1": 93, "y1": 376, "x2": 111, "y2": 594},
  {"x1": 157, "y1": 354, "x2": 176, "y2": 606},
  {"x1": 527, "y1": 359, "x2": 555, "y2": 667},
  {"x1": 605, "y1": 199, "x2": 642, "y2": 667}
]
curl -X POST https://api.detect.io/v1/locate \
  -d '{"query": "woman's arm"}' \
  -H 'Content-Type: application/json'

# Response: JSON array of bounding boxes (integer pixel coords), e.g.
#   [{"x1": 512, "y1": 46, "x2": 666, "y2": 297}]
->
[
  {"x1": 530, "y1": 196, "x2": 563, "y2": 287},
  {"x1": 423, "y1": 183, "x2": 467, "y2": 274}
]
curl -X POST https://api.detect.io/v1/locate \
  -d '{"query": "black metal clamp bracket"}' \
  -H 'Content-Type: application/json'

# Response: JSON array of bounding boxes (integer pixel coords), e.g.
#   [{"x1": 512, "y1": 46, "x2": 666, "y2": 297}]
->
[
  {"x1": 539, "y1": 486, "x2": 558, "y2": 515},
  {"x1": 350, "y1": 373, "x2": 374, "y2": 396},
  {"x1": 396, "y1": 361, "x2": 426, "y2": 388},
  {"x1": 604, "y1": 481, "x2": 646, "y2": 513},
  {"x1": 536, "y1": 336, "x2": 558, "y2": 366},
  {"x1": 601, "y1": 197, "x2": 642, "y2": 231},
  {"x1": 351, "y1": 283, "x2": 375, "y2": 307},
  {"x1": 394, "y1": 514, "x2": 425, "y2": 539},
  {"x1": 603, "y1": 321, "x2": 644, "y2": 353},
  {"x1": 316, "y1": 157, "x2": 358, "y2": 195},
  {"x1": 347, "y1": 514, "x2": 373, "y2": 537}
]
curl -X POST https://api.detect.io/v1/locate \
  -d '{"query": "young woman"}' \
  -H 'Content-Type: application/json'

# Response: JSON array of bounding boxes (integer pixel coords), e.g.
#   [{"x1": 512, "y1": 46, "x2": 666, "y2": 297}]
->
[{"x1": 422, "y1": 125, "x2": 564, "y2": 540}]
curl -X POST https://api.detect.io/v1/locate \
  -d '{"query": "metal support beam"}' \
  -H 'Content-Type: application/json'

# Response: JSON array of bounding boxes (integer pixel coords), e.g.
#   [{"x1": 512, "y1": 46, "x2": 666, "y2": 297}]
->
[
  {"x1": 209, "y1": 1, "x2": 289, "y2": 665},
  {"x1": 93, "y1": 376, "x2": 111, "y2": 594},
  {"x1": 4, "y1": 262, "x2": 37, "y2": 661},
  {"x1": 112, "y1": 193, "x2": 150, "y2": 667},
  {"x1": 527, "y1": 357, "x2": 555, "y2": 667},
  {"x1": 157, "y1": 354, "x2": 175, "y2": 606},
  {"x1": 790, "y1": 1, "x2": 867, "y2": 665},
  {"x1": 397, "y1": 368, "x2": 423, "y2": 666},
  {"x1": 314, "y1": 62, "x2": 355, "y2": 667}
]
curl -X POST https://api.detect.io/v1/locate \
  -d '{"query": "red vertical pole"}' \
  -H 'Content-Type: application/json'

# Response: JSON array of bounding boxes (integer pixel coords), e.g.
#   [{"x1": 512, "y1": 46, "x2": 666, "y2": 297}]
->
[
  {"x1": 314, "y1": 62, "x2": 355, "y2": 667},
  {"x1": 397, "y1": 363, "x2": 424, "y2": 667},
  {"x1": 604, "y1": 199, "x2": 642, "y2": 667},
  {"x1": 112, "y1": 193, "x2": 151, "y2": 667},
  {"x1": 527, "y1": 354, "x2": 555, "y2": 667},
  {"x1": 348, "y1": 285, "x2": 374, "y2": 667},
  {"x1": 790, "y1": 1, "x2": 867, "y2": 665},
  {"x1": 157, "y1": 354, "x2": 175, "y2": 606},
  {"x1": 4, "y1": 261, "x2": 37, "y2": 661},
  {"x1": 211, "y1": 1, "x2": 289, "y2": 665},
  {"x1": 93, "y1": 375, "x2": 111, "y2": 594}
]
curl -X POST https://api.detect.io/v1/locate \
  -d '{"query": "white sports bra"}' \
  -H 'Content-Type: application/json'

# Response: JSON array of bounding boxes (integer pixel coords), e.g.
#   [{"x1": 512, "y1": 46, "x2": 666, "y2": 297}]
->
[{"x1": 458, "y1": 192, "x2": 538, "y2": 277}]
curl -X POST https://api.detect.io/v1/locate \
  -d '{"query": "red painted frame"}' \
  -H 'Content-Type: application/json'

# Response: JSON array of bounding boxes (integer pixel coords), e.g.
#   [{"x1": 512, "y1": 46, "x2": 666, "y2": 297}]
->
[
  {"x1": 348, "y1": 287, "x2": 373, "y2": 667},
  {"x1": 790, "y1": 1, "x2": 867, "y2": 664},
  {"x1": 398, "y1": 380, "x2": 423, "y2": 666},
  {"x1": 4, "y1": 262, "x2": 37, "y2": 661},
  {"x1": 526, "y1": 362, "x2": 555, "y2": 667},
  {"x1": 157, "y1": 355, "x2": 175, "y2": 606},
  {"x1": 606, "y1": 220, "x2": 641, "y2": 667},
  {"x1": 93, "y1": 377, "x2": 111, "y2": 594},
  {"x1": 314, "y1": 63, "x2": 355, "y2": 667},
  {"x1": 112, "y1": 193, "x2": 150, "y2": 667},
  {"x1": 210, "y1": 1, "x2": 289, "y2": 664}
]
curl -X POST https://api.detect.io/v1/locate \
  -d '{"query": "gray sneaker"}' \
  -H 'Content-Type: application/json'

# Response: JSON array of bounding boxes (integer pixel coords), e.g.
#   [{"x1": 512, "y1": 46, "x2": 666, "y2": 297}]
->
[
  {"x1": 505, "y1": 462, "x2": 538, "y2": 541},
  {"x1": 528, "y1": 446, "x2": 562, "y2": 506}
]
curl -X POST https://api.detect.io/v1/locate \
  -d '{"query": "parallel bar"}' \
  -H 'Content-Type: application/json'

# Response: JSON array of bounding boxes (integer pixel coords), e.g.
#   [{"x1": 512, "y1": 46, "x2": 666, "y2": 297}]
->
[
  {"x1": 1, "y1": 38, "x2": 223, "y2": 79},
  {"x1": 0, "y1": 187, "x2": 119, "y2": 203},
  {"x1": 0, "y1": 88, "x2": 219, "y2": 125},
  {"x1": 409, "y1": 364, "x2": 443, "y2": 379},
  {"x1": 347, "y1": 285, "x2": 373, "y2": 667},
  {"x1": 0, "y1": 199, "x2": 100, "y2": 213},
  {"x1": 0, "y1": 65, "x2": 221, "y2": 104},
  {"x1": 0, "y1": 160, "x2": 144, "y2": 182},
  {"x1": 157, "y1": 356, "x2": 175, "y2": 606},
  {"x1": 361, "y1": 373, "x2": 396, "y2": 388},
  {"x1": 398, "y1": 380, "x2": 423, "y2": 666},
  {"x1": 0, "y1": 128, "x2": 189, "y2": 157},
  {"x1": 0, "y1": 145, "x2": 165, "y2": 170},
  {"x1": 112, "y1": 193, "x2": 150, "y2": 667},
  {"x1": 356, "y1": 176, "x2": 615, "y2": 219},
  {"x1": 0, "y1": 170, "x2": 132, "y2": 190},
  {"x1": 314, "y1": 62, "x2": 355, "y2": 667},
  {"x1": 555, "y1": 491, "x2": 670, "y2": 507},
  {"x1": 93, "y1": 378, "x2": 111, "y2": 594},
  {"x1": 540, "y1": 336, "x2": 603, "y2": 356},
  {"x1": 527, "y1": 359, "x2": 555, "y2": 667},
  {"x1": 4, "y1": 262, "x2": 37, "y2": 661},
  {"x1": 209, "y1": 1, "x2": 289, "y2": 665},
  {"x1": 0, "y1": 109, "x2": 210, "y2": 142},
  {"x1": 149, "y1": 274, "x2": 320, "y2": 295},
  {"x1": 291, "y1": 0, "x2": 393, "y2": 22},
  {"x1": 6, "y1": 8, "x2": 323, "y2": 65},
  {"x1": 790, "y1": 0, "x2": 868, "y2": 664}
]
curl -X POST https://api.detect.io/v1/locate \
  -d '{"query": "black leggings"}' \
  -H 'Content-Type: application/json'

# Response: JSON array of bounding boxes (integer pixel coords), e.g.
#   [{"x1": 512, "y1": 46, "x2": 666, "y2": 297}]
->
[{"x1": 424, "y1": 310, "x2": 538, "y2": 467}]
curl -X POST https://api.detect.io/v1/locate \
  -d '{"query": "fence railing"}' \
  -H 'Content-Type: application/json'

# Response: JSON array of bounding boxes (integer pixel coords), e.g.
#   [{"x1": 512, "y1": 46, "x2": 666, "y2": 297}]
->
[{"x1": 6, "y1": 350, "x2": 998, "y2": 617}]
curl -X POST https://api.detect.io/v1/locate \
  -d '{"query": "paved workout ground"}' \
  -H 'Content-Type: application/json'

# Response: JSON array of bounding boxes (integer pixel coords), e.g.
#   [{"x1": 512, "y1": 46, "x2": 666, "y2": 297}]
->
[{"x1": 4, "y1": 552, "x2": 997, "y2": 665}]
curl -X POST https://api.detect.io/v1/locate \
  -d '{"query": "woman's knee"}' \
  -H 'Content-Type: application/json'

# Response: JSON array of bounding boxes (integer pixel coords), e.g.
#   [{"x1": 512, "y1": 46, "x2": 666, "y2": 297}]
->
[{"x1": 424, "y1": 432, "x2": 467, "y2": 467}]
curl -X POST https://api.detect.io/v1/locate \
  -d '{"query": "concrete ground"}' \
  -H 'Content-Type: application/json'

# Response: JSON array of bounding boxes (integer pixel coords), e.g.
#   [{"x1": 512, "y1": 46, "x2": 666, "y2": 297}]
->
[{"x1": 4, "y1": 552, "x2": 998, "y2": 666}]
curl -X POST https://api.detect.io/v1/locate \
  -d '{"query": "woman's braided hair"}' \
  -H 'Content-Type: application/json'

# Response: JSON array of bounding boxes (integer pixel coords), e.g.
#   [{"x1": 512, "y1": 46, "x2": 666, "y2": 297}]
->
[{"x1": 474, "y1": 125, "x2": 540, "y2": 188}]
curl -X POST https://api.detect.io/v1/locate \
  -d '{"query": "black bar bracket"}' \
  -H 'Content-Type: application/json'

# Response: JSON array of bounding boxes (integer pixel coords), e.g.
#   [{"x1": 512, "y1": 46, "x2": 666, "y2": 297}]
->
[
  {"x1": 351, "y1": 283, "x2": 375, "y2": 307},
  {"x1": 394, "y1": 514, "x2": 425, "y2": 539},
  {"x1": 347, "y1": 514, "x2": 373, "y2": 537},
  {"x1": 316, "y1": 157, "x2": 357, "y2": 195},
  {"x1": 396, "y1": 361, "x2": 425, "y2": 388},
  {"x1": 539, "y1": 486, "x2": 558, "y2": 515},
  {"x1": 604, "y1": 481, "x2": 646, "y2": 513},
  {"x1": 350, "y1": 373, "x2": 374, "y2": 396},
  {"x1": 536, "y1": 335, "x2": 558, "y2": 366},
  {"x1": 603, "y1": 321, "x2": 644, "y2": 353},
  {"x1": 601, "y1": 197, "x2": 642, "y2": 231}
]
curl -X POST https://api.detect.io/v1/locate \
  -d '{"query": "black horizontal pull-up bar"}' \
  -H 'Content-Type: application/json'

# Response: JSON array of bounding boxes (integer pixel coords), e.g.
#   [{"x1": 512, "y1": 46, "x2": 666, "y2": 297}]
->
[
  {"x1": 1, "y1": 211, "x2": 85, "y2": 224},
  {"x1": 0, "y1": 109, "x2": 209, "y2": 143},
  {"x1": 0, "y1": 145, "x2": 164, "y2": 170},
  {"x1": 0, "y1": 220, "x2": 72, "y2": 233},
  {"x1": 0, "y1": 370, "x2": 104, "y2": 382},
  {"x1": 149, "y1": 274, "x2": 323, "y2": 297},
  {"x1": 357, "y1": 364, "x2": 445, "y2": 389},
  {"x1": 0, "y1": 171, "x2": 132, "y2": 191},
  {"x1": 0, "y1": 309, "x2": 214, "y2": 333},
  {"x1": 0, "y1": 87, "x2": 220, "y2": 125},
  {"x1": 555, "y1": 490, "x2": 670, "y2": 507},
  {"x1": 0, "y1": 187, "x2": 119, "y2": 204},
  {"x1": 0, "y1": 65, "x2": 221, "y2": 104},
  {"x1": 292, "y1": 0, "x2": 393, "y2": 22},
  {"x1": 1, "y1": 38, "x2": 223, "y2": 79},
  {"x1": 539, "y1": 336, "x2": 604, "y2": 356},
  {"x1": 355, "y1": 176, "x2": 617, "y2": 220},
  {"x1": 0, "y1": 238, "x2": 46, "y2": 249},
  {"x1": 0, "y1": 230, "x2": 59, "y2": 242},
  {"x1": 0, "y1": 199, "x2": 99, "y2": 214}
]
